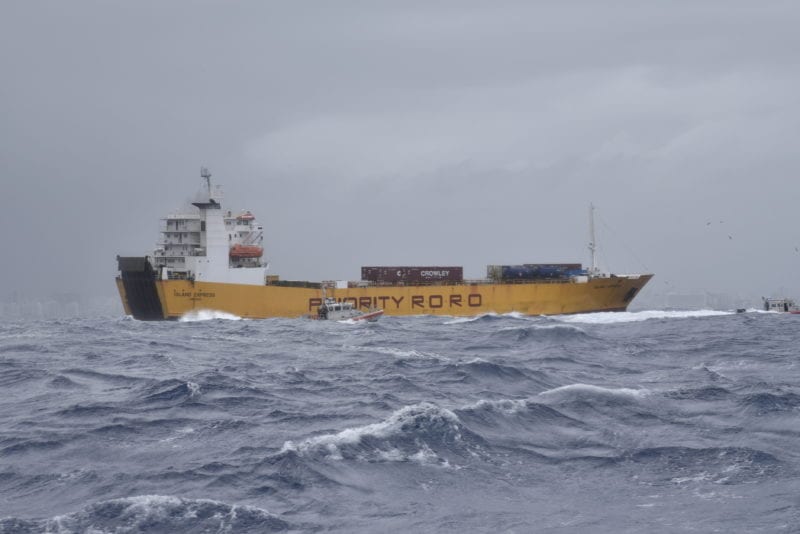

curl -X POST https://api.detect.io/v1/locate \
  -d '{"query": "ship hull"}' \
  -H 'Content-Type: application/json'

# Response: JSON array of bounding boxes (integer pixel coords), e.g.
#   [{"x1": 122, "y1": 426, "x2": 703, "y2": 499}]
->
[{"x1": 116, "y1": 272, "x2": 653, "y2": 320}]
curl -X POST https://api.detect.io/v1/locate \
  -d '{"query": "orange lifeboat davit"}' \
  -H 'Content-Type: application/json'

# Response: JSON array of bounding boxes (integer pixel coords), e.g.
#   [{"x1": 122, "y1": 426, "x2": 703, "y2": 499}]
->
[{"x1": 229, "y1": 244, "x2": 263, "y2": 259}]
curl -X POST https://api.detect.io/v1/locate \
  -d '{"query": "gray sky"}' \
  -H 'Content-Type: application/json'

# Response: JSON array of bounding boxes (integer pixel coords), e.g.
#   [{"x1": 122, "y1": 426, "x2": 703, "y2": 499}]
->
[{"x1": 2, "y1": 1, "x2": 799, "y2": 303}]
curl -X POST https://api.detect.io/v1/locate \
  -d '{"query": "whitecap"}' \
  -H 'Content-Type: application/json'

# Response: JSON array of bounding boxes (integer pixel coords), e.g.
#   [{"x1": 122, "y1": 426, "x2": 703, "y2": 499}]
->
[
  {"x1": 280, "y1": 402, "x2": 461, "y2": 464},
  {"x1": 465, "y1": 397, "x2": 529, "y2": 415},
  {"x1": 498, "y1": 323, "x2": 586, "y2": 334},
  {"x1": 443, "y1": 316, "x2": 479, "y2": 325},
  {"x1": 344, "y1": 344, "x2": 447, "y2": 361},
  {"x1": 442, "y1": 311, "x2": 530, "y2": 325},
  {"x1": 538, "y1": 383, "x2": 650, "y2": 402},
  {"x1": 443, "y1": 313, "x2": 494, "y2": 325},
  {"x1": 178, "y1": 309, "x2": 243, "y2": 322},
  {"x1": 558, "y1": 309, "x2": 733, "y2": 324},
  {"x1": 186, "y1": 381, "x2": 201, "y2": 398}
]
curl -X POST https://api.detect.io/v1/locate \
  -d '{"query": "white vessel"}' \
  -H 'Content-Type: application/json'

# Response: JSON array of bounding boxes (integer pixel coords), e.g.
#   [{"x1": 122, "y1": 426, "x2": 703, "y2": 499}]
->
[
  {"x1": 763, "y1": 297, "x2": 800, "y2": 313},
  {"x1": 316, "y1": 298, "x2": 384, "y2": 322}
]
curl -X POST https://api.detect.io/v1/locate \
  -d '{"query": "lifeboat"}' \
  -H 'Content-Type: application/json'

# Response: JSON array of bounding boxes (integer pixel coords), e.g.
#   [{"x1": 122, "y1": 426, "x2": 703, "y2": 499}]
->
[
  {"x1": 229, "y1": 244, "x2": 263, "y2": 259},
  {"x1": 237, "y1": 211, "x2": 255, "y2": 221}
]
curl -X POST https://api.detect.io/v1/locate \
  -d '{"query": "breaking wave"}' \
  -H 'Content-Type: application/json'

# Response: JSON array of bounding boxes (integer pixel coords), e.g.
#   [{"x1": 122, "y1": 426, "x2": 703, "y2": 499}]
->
[
  {"x1": 538, "y1": 383, "x2": 651, "y2": 404},
  {"x1": 280, "y1": 402, "x2": 483, "y2": 465}
]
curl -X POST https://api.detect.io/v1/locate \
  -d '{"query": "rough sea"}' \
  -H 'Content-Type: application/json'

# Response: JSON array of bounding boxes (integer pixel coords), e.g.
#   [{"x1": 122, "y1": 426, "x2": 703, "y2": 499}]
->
[{"x1": 1, "y1": 309, "x2": 798, "y2": 533}]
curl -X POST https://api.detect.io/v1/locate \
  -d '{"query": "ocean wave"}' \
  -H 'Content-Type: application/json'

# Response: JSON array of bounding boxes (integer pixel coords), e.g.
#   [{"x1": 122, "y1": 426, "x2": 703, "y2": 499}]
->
[
  {"x1": 452, "y1": 396, "x2": 610, "y2": 462},
  {"x1": 55, "y1": 403, "x2": 121, "y2": 418},
  {"x1": 0, "y1": 343, "x2": 54, "y2": 355},
  {"x1": 60, "y1": 368, "x2": 146, "y2": 385},
  {"x1": 335, "y1": 316, "x2": 382, "y2": 325},
  {"x1": 460, "y1": 397, "x2": 574, "y2": 420},
  {"x1": 346, "y1": 344, "x2": 447, "y2": 361},
  {"x1": 558, "y1": 309, "x2": 734, "y2": 324},
  {"x1": 625, "y1": 446, "x2": 781, "y2": 485},
  {"x1": 178, "y1": 309, "x2": 243, "y2": 322},
  {"x1": 97, "y1": 417, "x2": 200, "y2": 435},
  {"x1": 490, "y1": 323, "x2": 589, "y2": 343},
  {"x1": 456, "y1": 397, "x2": 581, "y2": 428},
  {"x1": 441, "y1": 358, "x2": 530, "y2": 382},
  {"x1": 461, "y1": 398, "x2": 528, "y2": 415},
  {"x1": 0, "y1": 495, "x2": 289, "y2": 533},
  {"x1": 738, "y1": 391, "x2": 800, "y2": 414},
  {"x1": 442, "y1": 312, "x2": 513, "y2": 325},
  {"x1": 143, "y1": 380, "x2": 202, "y2": 403},
  {"x1": 664, "y1": 386, "x2": 732, "y2": 401},
  {"x1": 538, "y1": 384, "x2": 650, "y2": 405},
  {"x1": 0, "y1": 368, "x2": 49, "y2": 388},
  {"x1": 280, "y1": 402, "x2": 482, "y2": 465},
  {"x1": 48, "y1": 375, "x2": 82, "y2": 389},
  {"x1": 1, "y1": 439, "x2": 67, "y2": 456}
]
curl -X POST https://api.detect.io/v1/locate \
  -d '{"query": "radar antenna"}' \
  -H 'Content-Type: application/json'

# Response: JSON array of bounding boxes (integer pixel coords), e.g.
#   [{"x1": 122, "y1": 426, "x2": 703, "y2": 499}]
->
[{"x1": 200, "y1": 167, "x2": 212, "y2": 197}]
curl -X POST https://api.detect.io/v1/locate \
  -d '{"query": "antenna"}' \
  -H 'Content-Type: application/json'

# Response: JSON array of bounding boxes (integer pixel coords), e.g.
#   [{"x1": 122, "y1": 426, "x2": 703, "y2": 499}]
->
[
  {"x1": 588, "y1": 202, "x2": 598, "y2": 275},
  {"x1": 200, "y1": 167, "x2": 212, "y2": 196}
]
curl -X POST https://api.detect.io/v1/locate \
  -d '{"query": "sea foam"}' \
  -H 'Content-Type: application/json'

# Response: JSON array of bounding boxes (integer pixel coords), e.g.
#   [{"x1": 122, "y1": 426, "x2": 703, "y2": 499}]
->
[
  {"x1": 281, "y1": 402, "x2": 463, "y2": 465},
  {"x1": 558, "y1": 309, "x2": 733, "y2": 324},
  {"x1": 178, "y1": 309, "x2": 243, "y2": 322}
]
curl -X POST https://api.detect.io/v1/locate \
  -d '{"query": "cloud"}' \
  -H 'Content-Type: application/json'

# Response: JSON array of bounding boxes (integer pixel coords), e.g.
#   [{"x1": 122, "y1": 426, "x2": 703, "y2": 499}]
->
[{"x1": 2, "y1": 1, "x2": 800, "y2": 300}]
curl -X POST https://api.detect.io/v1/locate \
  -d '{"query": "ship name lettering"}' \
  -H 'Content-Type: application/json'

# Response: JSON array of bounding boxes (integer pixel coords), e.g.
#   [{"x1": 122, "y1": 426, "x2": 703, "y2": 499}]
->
[
  {"x1": 173, "y1": 290, "x2": 193, "y2": 298},
  {"x1": 412, "y1": 294, "x2": 481, "y2": 308},
  {"x1": 305, "y1": 293, "x2": 480, "y2": 311}
]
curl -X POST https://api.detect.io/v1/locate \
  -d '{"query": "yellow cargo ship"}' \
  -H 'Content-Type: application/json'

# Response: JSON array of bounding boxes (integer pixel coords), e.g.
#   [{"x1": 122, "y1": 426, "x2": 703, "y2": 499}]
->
[{"x1": 116, "y1": 170, "x2": 652, "y2": 320}]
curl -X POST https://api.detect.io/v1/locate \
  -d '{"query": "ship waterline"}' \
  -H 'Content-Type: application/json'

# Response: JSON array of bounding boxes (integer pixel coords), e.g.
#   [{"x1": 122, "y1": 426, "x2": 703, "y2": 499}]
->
[{"x1": 116, "y1": 271, "x2": 653, "y2": 320}]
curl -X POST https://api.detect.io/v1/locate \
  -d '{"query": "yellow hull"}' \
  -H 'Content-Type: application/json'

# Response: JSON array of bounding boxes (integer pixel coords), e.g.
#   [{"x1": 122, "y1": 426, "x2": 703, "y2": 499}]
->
[{"x1": 116, "y1": 275, "x2": 653, "y2": 320}]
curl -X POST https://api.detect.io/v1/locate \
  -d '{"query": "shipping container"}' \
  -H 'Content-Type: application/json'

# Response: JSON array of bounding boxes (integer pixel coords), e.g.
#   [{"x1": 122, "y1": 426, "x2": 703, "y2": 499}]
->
[
  {"x1": 361, "y1": 266, "x2": 463, "y2": 284},
  {"x1": 487, "y1": 264, "x2": 585, "y2": 281},
  {"x1": 523, "y1": 263, "x2": 582, "y2": 271}
]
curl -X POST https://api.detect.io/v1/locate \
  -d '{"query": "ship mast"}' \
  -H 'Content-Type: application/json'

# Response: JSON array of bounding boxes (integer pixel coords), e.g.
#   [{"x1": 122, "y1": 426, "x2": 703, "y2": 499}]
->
[{"x1": 588, "y1": 202, "x2": 598, "y2": 276}]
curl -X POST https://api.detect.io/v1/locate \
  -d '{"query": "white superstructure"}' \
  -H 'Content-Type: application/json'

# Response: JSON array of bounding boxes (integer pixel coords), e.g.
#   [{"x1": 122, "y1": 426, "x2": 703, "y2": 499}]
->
[
  {"x1": 763, "y1": 297, "x2": 799, "y2": 313},
  {"x1": 152, "y1": 169, "x2": 268, "y2": 285}
]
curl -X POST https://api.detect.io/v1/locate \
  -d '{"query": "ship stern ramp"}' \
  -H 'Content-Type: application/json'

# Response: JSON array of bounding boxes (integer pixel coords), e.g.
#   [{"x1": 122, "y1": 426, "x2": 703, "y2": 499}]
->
[{"x1": 116, "y1": 256, "x2": 166, "y2": 320}]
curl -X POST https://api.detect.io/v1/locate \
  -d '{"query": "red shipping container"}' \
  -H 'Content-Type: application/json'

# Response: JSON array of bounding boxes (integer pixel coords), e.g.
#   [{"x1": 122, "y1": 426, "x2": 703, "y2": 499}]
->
[{"x1": 361, "y1": 266, "x2": 463, "y2": 284}]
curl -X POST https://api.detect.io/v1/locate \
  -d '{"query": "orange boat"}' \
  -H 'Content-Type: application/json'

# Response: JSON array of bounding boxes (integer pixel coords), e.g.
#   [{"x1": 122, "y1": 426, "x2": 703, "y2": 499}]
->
[{"x1": 229, "y1": 244, "x2": 263, "y2": 259}]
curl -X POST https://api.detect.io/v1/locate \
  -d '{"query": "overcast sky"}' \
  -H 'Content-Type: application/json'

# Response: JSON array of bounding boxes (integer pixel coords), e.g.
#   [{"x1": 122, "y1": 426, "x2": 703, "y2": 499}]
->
[{"x1": 2, "y1": 1, "x2": 799, "y2": 303}]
